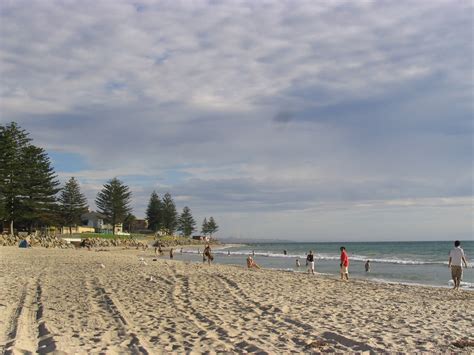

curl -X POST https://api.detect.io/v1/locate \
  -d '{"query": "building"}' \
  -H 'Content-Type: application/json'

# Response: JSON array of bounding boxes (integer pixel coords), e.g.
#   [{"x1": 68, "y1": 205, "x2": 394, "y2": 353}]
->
[
  {"x1": 192, "y1": 235, "x2": 210, "y2": 242},
  {"x1": 60, "y1": 225, "x2": 95, "y2": 234},
  {"x1": 81, "y1": 212, "x2": 122, "y2": 234}
]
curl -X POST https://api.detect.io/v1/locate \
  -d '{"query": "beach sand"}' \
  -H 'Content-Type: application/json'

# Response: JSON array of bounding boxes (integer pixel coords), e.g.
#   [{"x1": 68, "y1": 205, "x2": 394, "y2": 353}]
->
[{"x1": 0, "y1": 247, "x2": 472, "y2": 353}]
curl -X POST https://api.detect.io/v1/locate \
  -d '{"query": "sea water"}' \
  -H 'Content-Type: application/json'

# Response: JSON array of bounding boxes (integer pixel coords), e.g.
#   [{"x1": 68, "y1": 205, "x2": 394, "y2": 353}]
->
[{"x1": 183, "y1": 240, "x2": 473, "y2": 289}]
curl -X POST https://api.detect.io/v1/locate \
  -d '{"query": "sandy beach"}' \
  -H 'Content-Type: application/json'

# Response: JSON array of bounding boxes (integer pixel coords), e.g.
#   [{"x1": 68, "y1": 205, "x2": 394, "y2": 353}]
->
[{"x1": 0, "y1": 247, "x2": 472, "y2": 353}]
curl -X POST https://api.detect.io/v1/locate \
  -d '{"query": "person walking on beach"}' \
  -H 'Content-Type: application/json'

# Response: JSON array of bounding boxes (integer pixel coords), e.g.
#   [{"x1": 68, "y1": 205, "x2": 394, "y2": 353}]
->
[
  {"x1": 340, "y1": 247, "x2": 349, "y2": 281},
  {"x1": 169, "y1": 248, "x2": 174, "y2": 259},
  {"x1": 365, "y1": 260, "x2": 370, "y2": 272},
  {"x1": 296, "y1": 258, "x2": 300, "y2": 268},
  {"x1": 448, "y1": 240, "x2": 468, "y2": 290},
  {"x1": 306, "y1": 251, "x2": 315, "y2": 275}
]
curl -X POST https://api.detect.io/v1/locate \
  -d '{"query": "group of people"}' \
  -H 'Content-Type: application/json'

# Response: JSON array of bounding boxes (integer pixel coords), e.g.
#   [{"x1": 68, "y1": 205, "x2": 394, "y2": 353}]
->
[
  {"x1": 154, "y1": 241, "x2": 469, "y2": 289},
  {"x1": 301, "y1": 247, "x2": 349, "y2": 280},
  {"x1": 298, "y1": 241, "x2": 469, "y2": 287}
]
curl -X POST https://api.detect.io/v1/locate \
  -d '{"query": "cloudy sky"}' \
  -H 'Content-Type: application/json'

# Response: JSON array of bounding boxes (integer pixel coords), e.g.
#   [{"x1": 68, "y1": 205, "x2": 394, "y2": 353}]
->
[{"x1": 1, "y1": 0, "x2": 472, "y2": 241}]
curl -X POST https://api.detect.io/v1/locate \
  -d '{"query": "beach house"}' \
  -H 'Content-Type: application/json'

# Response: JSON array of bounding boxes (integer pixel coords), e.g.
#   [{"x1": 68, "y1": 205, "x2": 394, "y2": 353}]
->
[{"x1": 81, "y1": 212, "x2": 123, "y2": 234}]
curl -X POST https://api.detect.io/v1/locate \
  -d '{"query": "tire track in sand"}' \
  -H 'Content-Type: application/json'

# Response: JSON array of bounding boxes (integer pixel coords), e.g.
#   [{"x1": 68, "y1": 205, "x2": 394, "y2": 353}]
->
[
  {"x1": 168, "y1": 265, "x2": 269, "y2": 353},
  {"x1": 87, "y1": 277, "x2": 152, "y2": 354},
  {"x1": 2, "y1": 278, "x2": 57, "y2": 354},
  {"x1": 216, "y1": 272, "x2": 382, "y2": 352}
]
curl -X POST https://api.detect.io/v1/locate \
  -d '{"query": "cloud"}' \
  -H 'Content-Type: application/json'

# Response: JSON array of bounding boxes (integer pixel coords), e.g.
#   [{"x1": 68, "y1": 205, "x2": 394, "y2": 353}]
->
[{"x1": 0, "y1": 0, "x2": 472, "y2": 240}]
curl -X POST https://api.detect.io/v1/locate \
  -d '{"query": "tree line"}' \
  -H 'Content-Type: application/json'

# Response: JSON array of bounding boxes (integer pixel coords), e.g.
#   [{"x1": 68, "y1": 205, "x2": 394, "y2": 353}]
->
[{"x1": 0, "y1": 122, "x2": 218, "y2": 237}]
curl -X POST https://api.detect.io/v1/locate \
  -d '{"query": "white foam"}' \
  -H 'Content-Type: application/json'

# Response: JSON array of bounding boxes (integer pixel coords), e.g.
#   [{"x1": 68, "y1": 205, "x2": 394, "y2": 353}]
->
[{"x1": 212, "y1": 249, "x2": 452, "y2": 266}]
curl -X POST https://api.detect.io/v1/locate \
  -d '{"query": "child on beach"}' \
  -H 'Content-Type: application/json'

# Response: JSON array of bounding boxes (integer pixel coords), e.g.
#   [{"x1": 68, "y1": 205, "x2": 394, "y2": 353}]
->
[
  {"x1": 306, "y1": 251, "x2": 315, "y2": 275},
  {"x1": 296, "y1": 258, "x2": 300, "y2": 267},
  {"x1": 365, "y1": 260, "x2": 370, "y2": 272},
  {"x1": 340, "y1": 247, "x2": 349, "y2": 280},
  {"x1": 203, "y1": 244, "x2": 213, "y2": 265},
  {"x1": 247, "y1": 255, "x2": 261, "y2": 269}
]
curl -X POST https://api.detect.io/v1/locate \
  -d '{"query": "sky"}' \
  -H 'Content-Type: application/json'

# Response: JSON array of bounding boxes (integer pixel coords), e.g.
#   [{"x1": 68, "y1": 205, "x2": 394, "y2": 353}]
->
[{"x1": 0, "y1": 0, "x2": 472, "y2": 242}]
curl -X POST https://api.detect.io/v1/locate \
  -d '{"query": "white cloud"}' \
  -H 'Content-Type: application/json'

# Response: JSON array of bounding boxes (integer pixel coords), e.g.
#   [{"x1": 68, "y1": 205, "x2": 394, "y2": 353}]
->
[{"x1": 0, "y1": 0, "x2": 472, "y2": 240}]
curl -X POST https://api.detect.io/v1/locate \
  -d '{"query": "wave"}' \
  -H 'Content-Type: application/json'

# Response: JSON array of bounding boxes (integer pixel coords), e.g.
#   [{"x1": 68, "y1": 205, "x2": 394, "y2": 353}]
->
[{"x1": 205, "y1": 249, "x2": 468, "y2": 266}]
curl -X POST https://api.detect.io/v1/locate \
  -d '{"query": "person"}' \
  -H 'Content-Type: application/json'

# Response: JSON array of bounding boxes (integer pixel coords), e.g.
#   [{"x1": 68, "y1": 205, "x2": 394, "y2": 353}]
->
[
  {"x1": 306, "y1": 251, "x2": 315, "y2": 275},
  {"x1": 252, "y1": 250, "x2": 255, "y2": 257},
  {"x1": 448, "y1": 240, "x2": 468, "y2": 290},
  {"x1": 227, "y1": 250, "x2": 230, "y2": 256},
  {"x1": 283, "y1": 250, "x2": 287, "y2": 255},
  {"x1": 365, "y1": 260, "x2": 370, "y2": 272},
  {"x1": 169, "y1": 248, "x2": 174, "y2": 259},
  {"x1": 180, "y1": 248, "x2": 183, "y2": 254},
  {"x1": 203, "y1": 244, "x2": 213, "y2": 265},
  {"x1": 296, "y1": 258, "x2": 300, "y2": 268},
  {"x1": 340, "y1": 247, "x2": 349, "y2": 281},
  {"x1": 247, "y1": 255, "x2": 261, "y2": 269}
]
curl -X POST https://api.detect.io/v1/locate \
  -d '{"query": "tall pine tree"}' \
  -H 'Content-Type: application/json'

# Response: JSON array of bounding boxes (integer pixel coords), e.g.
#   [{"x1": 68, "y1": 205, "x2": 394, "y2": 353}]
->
[
  {"x1": 207, "y1": 216, "x2": 219, "y2": 237},
  {"x1": 0, "y1": 122, "x2": 60, "y2": 233},
  {"x1": 95, "y1": 178, "x2": 132, "y2": 235},
  {"x1": 177, "y1": 206, "x2": 196, "y2": 237},
  {"x1": 146, "y1": 191, "x2": 162, "y2": 232},
  {"x1": 0, "y1": 122, "x2": 31, "y2": 233},
  {"x1": 201, "y1": 217, "x2": 209, "y2": 236},
  {"x1": 161, "y1": 192, "x2": 177, "y2": 235},
  {"x1": 59, "y1": 177, "x2": 88, "y2": 234},
  {"x1": 20, "y1": 145, "x2": 60, "y2": 231}
]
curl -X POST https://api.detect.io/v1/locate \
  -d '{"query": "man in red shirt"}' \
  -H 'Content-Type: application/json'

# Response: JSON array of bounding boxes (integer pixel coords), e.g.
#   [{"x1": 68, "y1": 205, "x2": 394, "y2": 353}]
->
[{"x1": 340, "y1": 246, "x2": 349, "y2": 281}]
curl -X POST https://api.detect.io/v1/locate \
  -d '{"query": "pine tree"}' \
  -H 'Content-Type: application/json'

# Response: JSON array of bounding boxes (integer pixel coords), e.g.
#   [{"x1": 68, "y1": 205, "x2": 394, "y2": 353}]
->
[
  {"x1": 207, "y1": 216, "x2": 219, "y2": 237},
  {"x1": 0, "y1": 122, "x2": 31, "y2": 233},
  {"x1": 177, "y1": 206, "x2": 196, "y2": 237},
  {"x1": 59, "y1": 177, "x2": 88, "y2": 234},
  {"x1": 0, "y1": 122, "x2": 60, "y2": 233},
  {"x1": 201, "y1": 217, "x2": 209, "y2": 236},
  {"x1": 146, "y1": 191, "x2": 162, "y2": 232},
  {"x1": 95, "y1": 178, "x2": 132, "y2": 235},
  {"x1": 161, "y1": 192, "x2": 177, "y2": 235},
  {"x1": 20, "y1": 145, "x2": 60, "y2": 231}
]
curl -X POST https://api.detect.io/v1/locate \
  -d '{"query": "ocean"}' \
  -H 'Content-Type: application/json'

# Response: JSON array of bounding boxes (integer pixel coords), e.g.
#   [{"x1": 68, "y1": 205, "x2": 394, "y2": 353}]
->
[{"x1": 183, "y1": 240, "x2": 473, "y2": 289}]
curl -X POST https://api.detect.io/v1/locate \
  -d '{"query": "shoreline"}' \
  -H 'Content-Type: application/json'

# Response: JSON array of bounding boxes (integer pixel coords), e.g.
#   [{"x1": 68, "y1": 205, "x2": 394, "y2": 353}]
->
[
  {"x1": 1, "y1": 247, "x2": 472, "y2": 353},
  {"x1": 180, "y1": 245, "x2": 474, "y2": 291}
]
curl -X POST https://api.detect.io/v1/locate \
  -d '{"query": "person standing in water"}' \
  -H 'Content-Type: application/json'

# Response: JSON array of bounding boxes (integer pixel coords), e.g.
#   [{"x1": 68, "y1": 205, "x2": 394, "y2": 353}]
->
[
  {"x1": 306, "y1": 251, "x2": 315, "y2": 275},
  {"x1": 169, "y1": 248, "x2": 174, "y2": 259},
  {"x1": 296, "y1": 258, "x2": 301, "y2": 268},
  {"x1": 340, "y1": 247, "x2": 349, "y2": 281},
  {"x1": 448, "y1": 240, "x2": 468, "y2": 290},
  {"x1": 203, "y1": 244, "x2": 213, "y2": 265},
  {"x1": 365, "y1": 260, "x2": 370, "y2": 272}
]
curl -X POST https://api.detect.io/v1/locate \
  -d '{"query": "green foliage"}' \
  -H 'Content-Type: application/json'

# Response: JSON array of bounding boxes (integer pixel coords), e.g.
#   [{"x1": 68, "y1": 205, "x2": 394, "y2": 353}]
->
[
  {"x1": 177, "y1": 206, "x2": 196, "y2": 237},
  {"x1": 161, "y1": 192, "x2": 177, "y2": 235},
  {"x1": 146, "y1": 191, "x2": 161, "y2": 232},
  {"x1": 207, "y1": 216, "x2": 219, "y2": 237},
  {"x1": 59, "y1": 177, "x2": 88, "y2": 234},
  {"x1": 201, "y1": 216, "x2": 219, "y2": 237},
  {"x1": 201, "y1": 217, "x2": 209, "y2": 235},
  {"x1": 123, "y1": 213, "x2": 136, "y2": 233},
  {"x1": 95, "y1": 178, "x2": 132, "y2": 235},
  {"x1": 0, "y1": 122, "x2": 60, "y2": 232}
]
